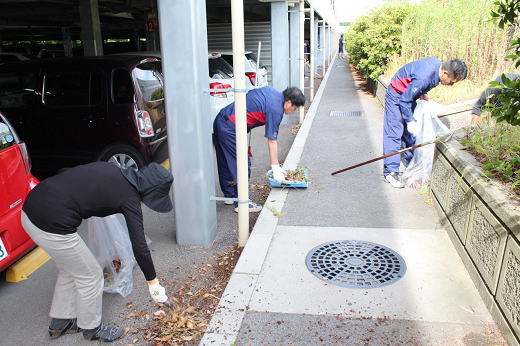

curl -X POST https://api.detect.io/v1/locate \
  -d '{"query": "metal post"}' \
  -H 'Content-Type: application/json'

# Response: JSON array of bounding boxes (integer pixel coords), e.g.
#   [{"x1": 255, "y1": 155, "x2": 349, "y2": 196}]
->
[
  {"x1": 62, "y1": 27, "x2": 73, "y2": 57},
  {"x1": 78, "y1": 0, "x2": 103, "y2": 56},
  {"x1": 270, "y1": 1, "x2": 290, "y2": 91},
  {"x1": 289, "y1": 4, "x2": 300, "y2": 87},
  {"x1": 319, "y1": 21, "x2": 325, "y2": 73},
  {"x1": 231, "y1": 0, "x2": 249, "y2": 247},
  {"x1": 298, "y1": 0, "x2": 304, "y2": 123},
  {"x1": 157, "y1": 0, "x2": 217, "y2": 246},
  {"x1": 322, "y1": 23, "x2": 327, "y2": 73},
  {"x1": 309, "y1": 6, "x2": 315, "y2": 102}
]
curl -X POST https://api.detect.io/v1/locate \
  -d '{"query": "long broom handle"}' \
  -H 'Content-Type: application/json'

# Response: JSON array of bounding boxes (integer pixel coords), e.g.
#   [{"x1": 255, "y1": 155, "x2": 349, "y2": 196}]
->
[{"x1": 330, "y1": 139, "x2": 436, "y2": 176}]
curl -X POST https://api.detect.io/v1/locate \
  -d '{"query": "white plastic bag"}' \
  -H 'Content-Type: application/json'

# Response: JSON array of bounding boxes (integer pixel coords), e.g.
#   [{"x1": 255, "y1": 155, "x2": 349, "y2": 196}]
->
[
  {"x1": 402, "y1": 100, "x2": 451, "y2": 189},
  {"x1": 81, "y1": 214, "x2": 136, "y2": 297}
]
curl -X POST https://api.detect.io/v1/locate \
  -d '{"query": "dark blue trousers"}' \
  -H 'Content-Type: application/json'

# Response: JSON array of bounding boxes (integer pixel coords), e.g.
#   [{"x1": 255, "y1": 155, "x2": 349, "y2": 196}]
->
[
  {"x1": 213, "y1": 116, "x2": 251, "y2": 199},
  {"x1": 383, "y1": 90, "x2": 416, "y2": 176}
]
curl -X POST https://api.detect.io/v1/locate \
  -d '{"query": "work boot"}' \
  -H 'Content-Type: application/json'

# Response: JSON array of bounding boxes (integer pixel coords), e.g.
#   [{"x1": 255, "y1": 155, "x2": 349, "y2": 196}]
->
[
  {"x1": 48, "y1": 318, "x2": 82, "y2": 338},
  {"x1": 234, "y1": 202, "x2": 262, "y2": 213},
  {"x1": 385, "y1": 172, "x2": 405, "y2": 188},
  {"x1": 83, "y1": 323, "x2": 124, "y2": 342}
]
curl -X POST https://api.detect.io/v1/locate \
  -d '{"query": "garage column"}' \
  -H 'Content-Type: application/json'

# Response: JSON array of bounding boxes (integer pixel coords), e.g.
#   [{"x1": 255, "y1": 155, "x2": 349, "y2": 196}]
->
[
  {"x1": 145, "y1": 10, "x2": 160, "y2": 51},
  {"x1": 62, "y1": 27, "x2": 73, "y2": 57},
  {"x1": 78, "y1": 0, "x2": 103, "y2": 56},
  {"x1": 157, "y1": 0, "x2": 217, "y2": 246},
  {"x1": 270, "y1": 1, "x2": 290, "y2": 91},
  {"x1": 320, "y1": 22, "x2": 326, "y2": 72},
  {"x1": 289, "y1": 3, "x2": 301, "y2": 87}
]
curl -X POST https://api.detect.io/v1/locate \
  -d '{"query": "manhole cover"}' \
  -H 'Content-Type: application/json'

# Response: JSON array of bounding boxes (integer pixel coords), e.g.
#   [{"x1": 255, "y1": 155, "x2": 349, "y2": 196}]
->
[
  {"x1": 329, "y1": 110, "x2": 362, "y2": 117},
  {"x1": 305, "y1": 240, "x2": 406, "y2": 288}
]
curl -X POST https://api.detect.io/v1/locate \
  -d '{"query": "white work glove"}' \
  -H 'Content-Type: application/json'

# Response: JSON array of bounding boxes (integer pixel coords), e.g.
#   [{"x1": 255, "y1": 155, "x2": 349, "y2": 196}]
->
[
  {"x1": 271, "y1": 164, "x2": 286, "y2": 184},
  {"x1": 406, "y1": 120, "x2": 420, "y2": 137},
  {"x1": 148, "y1": 278, "x2": 168, "y2": 303}
]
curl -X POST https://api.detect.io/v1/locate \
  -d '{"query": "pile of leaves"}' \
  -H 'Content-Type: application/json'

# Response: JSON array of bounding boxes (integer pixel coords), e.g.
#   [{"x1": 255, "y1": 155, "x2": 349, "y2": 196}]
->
[
  {"x1": 121, "y1": 245, "x2": 242, "y2": 345},
  {"x1": 461, "y1": 121, "x2": 520, "y2": 196},
  {"x1": 285, "y1": 168, "x2": 309, "y2": 182}
]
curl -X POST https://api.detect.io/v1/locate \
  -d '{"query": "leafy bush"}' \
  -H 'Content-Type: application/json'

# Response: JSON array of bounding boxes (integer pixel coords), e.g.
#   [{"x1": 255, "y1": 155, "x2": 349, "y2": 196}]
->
[
  {"x1": 461, "y1": 121, "x2": 520, "y2": 195},
  {"x1": 487, "y1": 0, "x2": 520, "y2": 126},
  {"x1": 345, "y1": 4, "x2": 411, "y2": 81}
]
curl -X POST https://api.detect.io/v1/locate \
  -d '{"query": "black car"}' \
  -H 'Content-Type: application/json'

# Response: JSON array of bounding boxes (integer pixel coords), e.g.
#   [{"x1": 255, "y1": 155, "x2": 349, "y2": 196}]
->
[{"x1": 0, "y1": 55, "x2": 167, "y2": 178}]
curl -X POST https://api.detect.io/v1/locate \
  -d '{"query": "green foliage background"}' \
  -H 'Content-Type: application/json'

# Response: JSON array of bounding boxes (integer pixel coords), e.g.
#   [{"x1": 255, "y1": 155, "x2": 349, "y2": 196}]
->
[{"x1": 345, "y1": 4, "x2": 411, "y2": 80}]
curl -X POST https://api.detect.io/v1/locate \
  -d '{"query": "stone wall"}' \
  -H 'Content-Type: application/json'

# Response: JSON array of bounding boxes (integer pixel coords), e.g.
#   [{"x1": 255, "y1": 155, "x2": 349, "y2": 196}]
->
[{"x1": 431, "y1": 138, "x2": 520, "y2": 345}]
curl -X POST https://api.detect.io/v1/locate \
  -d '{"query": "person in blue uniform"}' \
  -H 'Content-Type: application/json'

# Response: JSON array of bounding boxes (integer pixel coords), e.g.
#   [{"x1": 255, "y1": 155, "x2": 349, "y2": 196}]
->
[
  {"x1": 213, "y1": 86, "x2": 305, "y2": 212},
  {"x1": 383, "y1": 57, "x2": 468, "y2": 188}
]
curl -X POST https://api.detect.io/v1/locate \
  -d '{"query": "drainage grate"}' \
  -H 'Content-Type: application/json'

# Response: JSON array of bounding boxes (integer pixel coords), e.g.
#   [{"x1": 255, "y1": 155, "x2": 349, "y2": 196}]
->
[
  {"x1": 329, "y1": 110, "x2": 362, "y2": 117},
  {"x1": 305, "y1": 240, "x2": 406, "y2": 288}
]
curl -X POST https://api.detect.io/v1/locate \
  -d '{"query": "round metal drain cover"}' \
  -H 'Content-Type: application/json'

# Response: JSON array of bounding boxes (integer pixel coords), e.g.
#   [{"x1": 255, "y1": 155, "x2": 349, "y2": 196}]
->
[{"x1": 305, "y1": 240, "x2": 406, "y2": 288}]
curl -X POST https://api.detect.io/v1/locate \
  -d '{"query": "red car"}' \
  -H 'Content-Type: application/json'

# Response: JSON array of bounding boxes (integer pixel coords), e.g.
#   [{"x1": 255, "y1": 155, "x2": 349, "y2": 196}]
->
[{"x1": 0, "y1": 111, "x2": 38, "y2": 272}]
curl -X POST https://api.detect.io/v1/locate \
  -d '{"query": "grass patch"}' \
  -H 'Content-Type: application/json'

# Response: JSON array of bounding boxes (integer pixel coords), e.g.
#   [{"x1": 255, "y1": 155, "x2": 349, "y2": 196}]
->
[{"x1": 460, "y1": 118, "x2": 520, "y2": 196}]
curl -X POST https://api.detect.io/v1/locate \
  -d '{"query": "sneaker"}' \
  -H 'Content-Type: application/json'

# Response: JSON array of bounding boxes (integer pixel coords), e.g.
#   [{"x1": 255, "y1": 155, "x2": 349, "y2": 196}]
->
[
  {"x1": 224, "y1": 199, "x2": 234, "y2": 205},
  {"x1": 48, "y1": 318, "x2": 82, "y2": 338},
  {"x1": 234, "y1": 202, "x2": 262, "y2": 213},
  {"x1": 83, "y1": 323, "x2": 124, "y2": 342},
  {"x1": 385, "y1": 172, "x2": 405, "y2": 188}
]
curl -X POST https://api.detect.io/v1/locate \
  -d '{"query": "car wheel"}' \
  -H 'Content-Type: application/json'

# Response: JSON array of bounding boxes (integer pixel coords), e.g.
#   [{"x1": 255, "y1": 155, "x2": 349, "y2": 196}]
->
[{"x1": 98, "y1": 144, "x2": 146, "y2": 170}]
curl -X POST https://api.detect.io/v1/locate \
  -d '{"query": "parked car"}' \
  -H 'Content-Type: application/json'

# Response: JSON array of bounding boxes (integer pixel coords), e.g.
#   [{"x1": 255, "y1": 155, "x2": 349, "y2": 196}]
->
[
  {"x1": 0, "y1": 55, "x2": 167, "y2": 177},
  {"x1": 112, "y1": 51, "x2": 235, "y2": 121},
  {"x1": 211, "y1": 50, "x2": 268, "y2": 87},
  {"x1": 0, "y1": 111, "x2": 38, "y2": 272},
  {"x1": 0, "y1": 52, "x2": 30, "y2": 64}
]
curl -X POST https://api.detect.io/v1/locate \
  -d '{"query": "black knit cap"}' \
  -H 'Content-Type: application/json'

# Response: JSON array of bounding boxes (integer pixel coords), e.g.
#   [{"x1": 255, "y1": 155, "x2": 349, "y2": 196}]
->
[{"x1": 120, "y1": 162, "x2": 173, "y2": 213}]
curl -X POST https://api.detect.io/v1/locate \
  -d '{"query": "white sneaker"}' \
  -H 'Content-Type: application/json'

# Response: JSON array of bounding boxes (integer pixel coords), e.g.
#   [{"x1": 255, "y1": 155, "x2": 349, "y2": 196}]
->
[
  {"x1": 224, "y1": 199, "x2": 234, "y2": 205},
  {"x1": 385, "y1": 172, "x2": 405, "y2": 188},
  {"x1": 234, "y1": 202, "x2": 262, "y2": 213}
]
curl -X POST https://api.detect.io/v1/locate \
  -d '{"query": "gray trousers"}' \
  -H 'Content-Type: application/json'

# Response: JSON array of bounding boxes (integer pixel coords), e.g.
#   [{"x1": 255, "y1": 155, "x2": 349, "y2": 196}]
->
[{"x1": 21, "y1": 211, "x2": 103, "y2": 329}]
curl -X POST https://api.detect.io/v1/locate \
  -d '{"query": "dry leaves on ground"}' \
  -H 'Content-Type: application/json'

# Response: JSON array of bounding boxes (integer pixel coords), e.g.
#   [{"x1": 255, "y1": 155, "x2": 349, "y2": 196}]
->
[{"x1": 137, "y1": 245, "x2": 242, "y2": 345}]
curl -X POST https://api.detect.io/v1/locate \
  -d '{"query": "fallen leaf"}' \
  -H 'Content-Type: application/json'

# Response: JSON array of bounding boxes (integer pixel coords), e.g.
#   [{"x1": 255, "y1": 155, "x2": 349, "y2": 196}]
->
[
  {"x1": 124, "y1": 327, "x2": 130, "y2": 335},
  {"x1": 132, "y1": 338, "x2": 139, "y2": 343}
]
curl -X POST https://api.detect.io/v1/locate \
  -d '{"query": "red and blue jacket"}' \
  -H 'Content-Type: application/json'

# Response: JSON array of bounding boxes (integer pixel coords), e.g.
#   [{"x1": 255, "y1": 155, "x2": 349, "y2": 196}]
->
[
  {"x1": 389, "y1": 57, "x2": 441, "y2": 122},
  {"x1": 216, "y1": 86, "x2": 285, "y2": 140}
]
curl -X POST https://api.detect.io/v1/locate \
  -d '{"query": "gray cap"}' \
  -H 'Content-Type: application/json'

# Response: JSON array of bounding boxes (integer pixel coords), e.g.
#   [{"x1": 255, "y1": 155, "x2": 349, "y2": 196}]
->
[{"x1": 120, "y1": 162, "x2": 173, "y2": 213}]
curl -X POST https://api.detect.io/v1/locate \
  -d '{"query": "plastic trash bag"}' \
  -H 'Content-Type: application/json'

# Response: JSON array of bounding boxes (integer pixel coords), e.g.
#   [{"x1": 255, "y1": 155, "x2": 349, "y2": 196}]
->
[
  {"x1": 80, "y1": 214, "x2": 136, "y2": 297},
  {"x1": 402, "y1": 100, "x2": 451, "y2": 189}
]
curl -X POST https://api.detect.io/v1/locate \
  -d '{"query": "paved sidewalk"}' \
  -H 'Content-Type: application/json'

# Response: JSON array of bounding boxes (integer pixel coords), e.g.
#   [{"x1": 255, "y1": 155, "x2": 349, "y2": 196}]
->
[{"x1": 201, "y1": 57, "x2": 506, "y2": 345}]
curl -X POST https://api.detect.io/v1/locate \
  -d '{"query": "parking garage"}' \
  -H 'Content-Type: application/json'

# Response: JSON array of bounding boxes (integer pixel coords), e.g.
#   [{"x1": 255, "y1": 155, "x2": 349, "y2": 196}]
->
[{"x1": 0, "y1": 0, "x2": 340, "y2": 246}]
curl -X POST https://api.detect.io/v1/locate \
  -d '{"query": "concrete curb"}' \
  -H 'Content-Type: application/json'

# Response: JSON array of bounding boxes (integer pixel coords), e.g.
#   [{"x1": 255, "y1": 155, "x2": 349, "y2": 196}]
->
[{"x1": 200, "y1": 55, "x2": 338, "y2": 345}]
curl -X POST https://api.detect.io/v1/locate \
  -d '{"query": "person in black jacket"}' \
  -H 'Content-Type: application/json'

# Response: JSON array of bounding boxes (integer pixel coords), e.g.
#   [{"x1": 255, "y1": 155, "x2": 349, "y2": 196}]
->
[
  {"x1": 21, "y1": 162, "x2": 173, "y2": 342},
  {"x1": 471, "y1": 73, "x2": 520, "y2": 124}
]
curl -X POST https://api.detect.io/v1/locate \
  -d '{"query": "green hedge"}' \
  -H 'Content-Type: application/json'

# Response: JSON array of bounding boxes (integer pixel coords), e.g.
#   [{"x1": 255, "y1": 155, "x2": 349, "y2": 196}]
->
[{"x1": 345, "y1": 5, "x2": 411, "y2": 81}]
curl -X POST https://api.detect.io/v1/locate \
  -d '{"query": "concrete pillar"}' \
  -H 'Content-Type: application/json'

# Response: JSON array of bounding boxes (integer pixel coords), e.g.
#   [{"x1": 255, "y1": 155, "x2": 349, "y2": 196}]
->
[
  {"x1": 78, "y1": 0, "x2": 103, "y2": 56},
  {"x1": 270, "y1": 1, "x2": 290, "y2": 91},
  {"x1": 132, "y1": 27, "x2": 141, "y2": 51},
  {"x1": 289, "y1": 4, "x2": 301, "y2": 87},
  {"x1": 62, "y1": 27, "x2": 73, "y2": 57},
  {"x1": 157, "y1": 0, "x2": 217, "y2": 246}
]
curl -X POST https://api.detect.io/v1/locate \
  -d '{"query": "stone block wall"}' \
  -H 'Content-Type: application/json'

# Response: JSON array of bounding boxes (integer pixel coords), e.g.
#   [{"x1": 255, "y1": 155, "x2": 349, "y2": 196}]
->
[{"x1": 431, "y1": 139, "x2": 520, "y2": 345}]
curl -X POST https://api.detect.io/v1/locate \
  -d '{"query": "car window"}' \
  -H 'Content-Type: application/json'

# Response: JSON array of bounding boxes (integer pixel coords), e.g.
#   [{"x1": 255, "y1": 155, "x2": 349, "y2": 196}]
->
[
  {"x1": 0, "y1": 69, "x2": 39, "y2": 108},
  {"x1": 44, "y1": 70, "x2": 103, "y2": 106},
  {"x1": 221, "y1": 54, "x2": 233, "y2": 66},
  {"x1": 0, "y1": 117, "x2": 16, "y2": 151},
  {"x1": 112, "y1": 69, "x2": 134, "y2": 104},
  {"x1": 0, "y1": 55, "x2": 20, "y2": 63},
  {"x1": 245, "y1": 52, "x2": 258, "y2": 63},
  {"x1": 208, "y1": 57, "x2": 234, "y2": 79}
]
